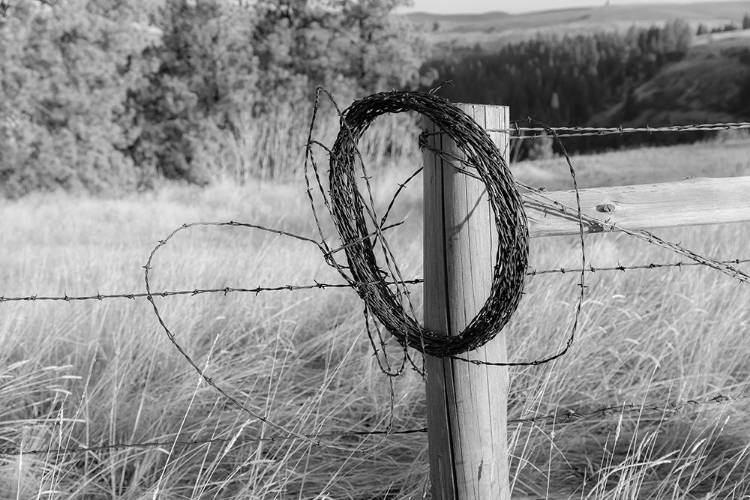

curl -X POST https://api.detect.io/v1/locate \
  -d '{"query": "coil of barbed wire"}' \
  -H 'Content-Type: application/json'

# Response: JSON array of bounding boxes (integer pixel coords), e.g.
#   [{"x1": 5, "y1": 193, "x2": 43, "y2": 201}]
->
[{"x1": 327, "y1": 90, "x2": 529, "y2": 357}]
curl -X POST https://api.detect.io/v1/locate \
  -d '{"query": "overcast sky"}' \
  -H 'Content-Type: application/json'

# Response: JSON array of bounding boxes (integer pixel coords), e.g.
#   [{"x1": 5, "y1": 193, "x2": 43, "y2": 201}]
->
[{"x1": 403, "y1": 0, "x2": 737, "y2": 15}]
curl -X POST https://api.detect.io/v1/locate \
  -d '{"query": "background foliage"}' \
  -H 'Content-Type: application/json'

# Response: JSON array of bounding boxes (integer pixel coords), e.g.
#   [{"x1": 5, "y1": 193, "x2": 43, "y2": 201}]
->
[
  {"x1": 421, "y1": 16, "x2": 750, "y2": 158},
  {"x1": 427, "y1": 20, "x2": 693, "y2": 123},
  {"x1": 3, "y1": 0, "x2": 750, "y2": 194},
  {"x1": 0, "y1": 0, "x2": 426, "y2": 197}
]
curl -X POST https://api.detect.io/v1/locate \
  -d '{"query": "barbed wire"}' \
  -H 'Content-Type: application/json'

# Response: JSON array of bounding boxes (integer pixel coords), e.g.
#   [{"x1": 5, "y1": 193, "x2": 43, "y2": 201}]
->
[
  {"x1": 499, "y1": 121, "x2": 750, "y2": 139},
  {"x1": 4, "y1": 92, "x2": 750, "y2": 472},
  {"x1": 2, "y1": 255, "x2": 748, "y2": 303},
  {"x1": 526, "y1": 257, "x2": 750, "y2": 276},
  {"x1": 3, "y1": 392, "x2": 745, "y2": 459},
  {"x1": 0, "y1": 281, "x2": 412, "y2": 303}
]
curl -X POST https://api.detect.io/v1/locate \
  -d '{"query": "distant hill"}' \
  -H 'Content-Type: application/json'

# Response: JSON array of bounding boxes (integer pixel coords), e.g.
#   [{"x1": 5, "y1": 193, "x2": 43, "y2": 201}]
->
[
  {"x1": 404, "y1": 11, "x2": 510, "y2": 25},
  {"x1": 593, "y1": 30, "x2": 750, "y2": 127},
  {"x1": 418, "y1": 10, "x2": 750, "y2": 156},
  {"x1": 407, "y1": 1, "x2": 750, "y2": 52}
]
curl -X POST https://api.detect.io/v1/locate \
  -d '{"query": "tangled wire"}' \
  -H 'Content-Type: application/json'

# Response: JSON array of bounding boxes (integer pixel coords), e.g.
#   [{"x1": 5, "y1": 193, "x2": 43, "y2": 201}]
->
[
  {"x1": 323, "y1": 90, "x2": 529, "y2": 357},
  {"x1": 141, "y1": 88, "x2": 750, "y2": 448}
]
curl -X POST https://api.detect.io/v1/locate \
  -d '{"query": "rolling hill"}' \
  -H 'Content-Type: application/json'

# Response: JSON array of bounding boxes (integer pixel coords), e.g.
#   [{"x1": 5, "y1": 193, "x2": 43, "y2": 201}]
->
[
  {"x1": 412, "y1": 2, "x2": 750, "y2": 140},
  {"x1": 407, "y1": 1, "x2": 750, "y2": 52},
  {"x1": 594, "y1": 30, "x2": 750, "y2": 127}
]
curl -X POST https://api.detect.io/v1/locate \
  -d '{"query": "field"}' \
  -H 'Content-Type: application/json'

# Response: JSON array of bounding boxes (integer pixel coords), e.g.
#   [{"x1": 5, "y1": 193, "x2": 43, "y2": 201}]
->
[{"x1": 2, "y1": 135, "x2": 750, "y2": 499}]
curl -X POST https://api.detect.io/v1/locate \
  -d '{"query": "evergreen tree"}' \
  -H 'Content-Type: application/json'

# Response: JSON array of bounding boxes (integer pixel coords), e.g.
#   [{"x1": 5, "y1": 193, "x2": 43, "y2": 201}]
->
[{"x1": 421, "y1": 20, "x2": 694, "y2": 157}]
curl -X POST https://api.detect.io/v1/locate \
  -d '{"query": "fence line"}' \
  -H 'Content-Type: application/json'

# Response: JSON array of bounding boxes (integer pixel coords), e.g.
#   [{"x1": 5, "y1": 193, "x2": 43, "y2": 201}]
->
[
  {"x1": 2, "y1": 256, "x2": 748, "y2": 304},
  {"x1": 3, "y1": 102, "x2": 750, "y2": 496},
  {"x1": 0, "y1": 258, "x2": 750, "y2": 303},
  {"x1": 3, "y1": 392, "x2": 745, "y2": 459}
]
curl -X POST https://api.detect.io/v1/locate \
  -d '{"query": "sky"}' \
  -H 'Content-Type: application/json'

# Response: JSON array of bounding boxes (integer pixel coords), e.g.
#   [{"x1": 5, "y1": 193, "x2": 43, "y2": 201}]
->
[{"x1": 403, "y1": 0, "x2": 738, "y2": 15}]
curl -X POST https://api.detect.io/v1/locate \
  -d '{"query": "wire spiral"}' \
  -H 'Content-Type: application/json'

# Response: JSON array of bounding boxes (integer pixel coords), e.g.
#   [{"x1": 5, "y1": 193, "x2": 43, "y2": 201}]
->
[{"x1": 328, "y1": 90, "x2": 529, "y2": 357}]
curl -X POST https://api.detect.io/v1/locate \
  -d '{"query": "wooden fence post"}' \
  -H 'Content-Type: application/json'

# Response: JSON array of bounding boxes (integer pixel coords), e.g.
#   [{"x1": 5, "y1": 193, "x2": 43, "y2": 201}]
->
[{"x1": 423, "y1": 104, "x2": 511, "y2": 499}]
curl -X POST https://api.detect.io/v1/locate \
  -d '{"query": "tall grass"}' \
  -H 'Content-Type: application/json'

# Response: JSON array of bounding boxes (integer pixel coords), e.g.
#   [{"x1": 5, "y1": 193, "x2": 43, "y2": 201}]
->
[
  {"x1": 1, "y1": 138, "x2": 750, "y2": 498},
  {"x1": 200, "y1": 102, "x2": 421, "y2": 184}
]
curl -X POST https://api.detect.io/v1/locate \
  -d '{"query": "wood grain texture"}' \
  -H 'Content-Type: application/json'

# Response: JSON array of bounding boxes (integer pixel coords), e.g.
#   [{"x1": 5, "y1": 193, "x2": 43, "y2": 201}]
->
[
  {"x1": 424, "y1": 104, "x2": 511, "y2": 500},
  {"x1": 525, "y1": 176, "x2": 750, "y2": 237}
]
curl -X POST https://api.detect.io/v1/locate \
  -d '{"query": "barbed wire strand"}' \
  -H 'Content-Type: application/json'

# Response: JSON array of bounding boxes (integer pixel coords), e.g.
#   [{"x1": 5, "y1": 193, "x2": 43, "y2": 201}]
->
[
  {"x1": 3, "y1": 256, "x2": 749, "y2": 304},
  {"x1": 3, "y1": 392, "x2": 745, "y2": 459},
  {"x1": 420, "y1": 121, "x2": 750, "y2": 141},
  {"x1": 501, "y1": 121, "x2": 750, "y2": 139},
  {"x1": 527, "y1": 257, "x2": 750, "y2": 276}
]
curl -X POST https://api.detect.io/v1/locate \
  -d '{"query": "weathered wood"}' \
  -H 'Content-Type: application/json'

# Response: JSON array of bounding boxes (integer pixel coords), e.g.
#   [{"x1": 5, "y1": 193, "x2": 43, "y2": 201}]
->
[
  {"x1": 525, "y1": 176, "x2": 750, "y2": 237},
  {"x1": 423, "y1": 104, "x2": 511, "y2": 500}
]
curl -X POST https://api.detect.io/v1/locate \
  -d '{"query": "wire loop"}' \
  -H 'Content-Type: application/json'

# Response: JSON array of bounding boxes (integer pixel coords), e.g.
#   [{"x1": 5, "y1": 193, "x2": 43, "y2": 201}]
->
[{"x1": 328, "y1": 90, "x2": 529, "y2": 356}]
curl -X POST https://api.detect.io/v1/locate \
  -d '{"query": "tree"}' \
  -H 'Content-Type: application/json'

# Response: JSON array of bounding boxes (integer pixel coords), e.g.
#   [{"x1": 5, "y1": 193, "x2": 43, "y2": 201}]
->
[
  {"x1": 743, "y1": 13, "x2": 750, "y2": 30},
  {"x1": 0, "y1": 0, "x2": 160, "y2": 197},
  {"x1": 128, "y1": 0, "x2": 259, "y2": 184},
  {"x1": 1, "y1": 0, "x2": 430, "y2": 194},
  {"x1": 251, "y1": 0, "x2": 425, "y2": 106}
]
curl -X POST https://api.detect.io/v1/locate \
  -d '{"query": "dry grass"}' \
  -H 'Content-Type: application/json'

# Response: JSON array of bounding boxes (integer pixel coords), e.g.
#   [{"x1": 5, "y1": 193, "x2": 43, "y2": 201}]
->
[
  {"x1": 1, "y1": 137, "x2": 750, "y2": 499},
  {"x1": 512, "y1": 136, "x2": 750, "y2": 190}
]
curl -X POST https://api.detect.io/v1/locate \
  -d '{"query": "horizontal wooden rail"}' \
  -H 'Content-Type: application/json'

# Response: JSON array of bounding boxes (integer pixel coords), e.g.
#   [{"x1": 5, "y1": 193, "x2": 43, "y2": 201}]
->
[{"x1": 524, "y1": 176, "x2": 750, "y2": 238}]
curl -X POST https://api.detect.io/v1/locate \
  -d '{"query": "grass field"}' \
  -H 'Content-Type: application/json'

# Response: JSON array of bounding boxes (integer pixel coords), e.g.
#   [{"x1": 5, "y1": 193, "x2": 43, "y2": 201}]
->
[{"x1": 2, "y1": 136, "x2": 750, "y2": 499}]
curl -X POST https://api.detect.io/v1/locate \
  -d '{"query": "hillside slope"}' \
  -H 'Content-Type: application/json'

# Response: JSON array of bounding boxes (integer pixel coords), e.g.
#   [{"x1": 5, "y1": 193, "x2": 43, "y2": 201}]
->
[
  {"x1": 593, "y1": 31, "x2": 750, "y2": 127},
  {"x1": 408, "y1": 1, "x2": 750, "y2": 52}
]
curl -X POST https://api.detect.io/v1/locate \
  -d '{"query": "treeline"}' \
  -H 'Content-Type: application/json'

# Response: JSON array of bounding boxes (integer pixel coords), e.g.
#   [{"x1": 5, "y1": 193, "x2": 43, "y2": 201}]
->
[
  {"x1": 423, "y1": 20, "x2": 696, "y2": 157},
  {"x1": 698, "y1": 13, "x2": 750, "y2": 34},
  {"x1": 0, "y1": 0, "x2": 425, "y2": 197}
]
